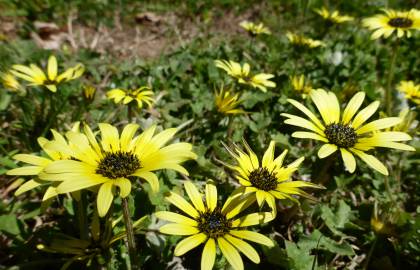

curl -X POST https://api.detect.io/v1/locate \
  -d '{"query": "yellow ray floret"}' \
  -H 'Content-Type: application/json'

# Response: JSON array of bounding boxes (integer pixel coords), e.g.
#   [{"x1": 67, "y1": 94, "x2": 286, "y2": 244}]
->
[
  {"x1": 156, "y1": 181, "x2": 275, "y2": 270},
  {"x1": 38, "y1": 123, "x2": 196, "y2": 217},
  {"x1": 282, "y1": 89, "x2": 415, "y2": 175},
  {"x1": 107, "y1": 86, "x2": 154, "y2": 108},
  {"x1": 397, "y1": 80, "x2": 420, "y2": 105},
  {"x1": 215, "y1": 59, "x2": 276, "y2": 92},
  {"x1": 239, "y1": 21, "x2": 271, "y2": 36},
  {"x1": 363, "y1": 9, "x2": 420, "y2": 39},
  {"x1": 2, "y1": 72, "x2": 21, "y2": 91},
  {"x1": 314, "y1": 7, "x2": 354, "y2": 24},
  {"x1": 290, "y1": 74, "x2": 313, "y2": 98},
  {"x1": 224, "y1": 140, "x2": 322, "y2": 215},
  {"x1": 214, "y1": 87, "x2": 245, "y2": 115},
  {"x1": 286, "y1": 32, "x2": 325, "y2": 48},
  {"x1": 10, "y1": 55, "x2": 84, "y2": 92}
]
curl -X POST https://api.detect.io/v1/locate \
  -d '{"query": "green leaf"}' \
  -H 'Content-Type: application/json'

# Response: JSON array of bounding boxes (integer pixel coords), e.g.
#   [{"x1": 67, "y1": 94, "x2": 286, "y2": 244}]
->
[
  {"x1": 0, "y1": 214, "x2": 21, "y2": 235},
  {"x1": 285, "y1": 240, "x2": 317, "y2": 270}
]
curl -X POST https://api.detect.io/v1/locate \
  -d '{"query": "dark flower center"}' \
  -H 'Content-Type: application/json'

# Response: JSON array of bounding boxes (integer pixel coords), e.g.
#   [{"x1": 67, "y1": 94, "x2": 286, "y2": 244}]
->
[
  {"x1": 388, "y1": 17, "x2": 413, "y2": 28},
  {"x1": 197, "y1": 207, "x2": 231, "y2": 238},
  {"x1": 96, "y1": 151, "x2": 141, "y2": 179},
  {"x1": 324, "y1": 123, "x2": 357, "y2": 148},
  {"x1": 248, "y1": 167, "x2": 278, "y2": 191}
]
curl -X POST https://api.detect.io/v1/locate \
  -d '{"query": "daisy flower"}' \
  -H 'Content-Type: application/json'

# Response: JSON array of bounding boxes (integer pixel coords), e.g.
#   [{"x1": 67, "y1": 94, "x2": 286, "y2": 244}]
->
[
  {"x1": 39, "y1": 123, "x2": 196, "y2": 217},
  {"x1": 397, "y1": 80, "x2": 420, "y2": 105},
  {"x1": 363, "y1": 9, "x2": 420, "y2": 39},
  {"x1": 225, "y1": 141, "x2": 321, "y2": 214},
  {"x1": 314, "y1": 7, "x2": 354, "y2": 24},
  {"x1": 10, "y1": 55, "x2": 84, "y2": 92},
  {"x1": 7, "y1": 124, "x2": 80, "y2": 200},
  {"x1": 286, "y1": 32, "x2": 325, "y2": 48},
  {"x1": 214, "y1": 87, "x2": 245, "y2": 115},
  {"x1": 2, "y1": 72, "x2": 20, "y2": 91},
  {"x1": 215, "y1": 60, "x2": 276, "y2": 92},
  {"x1": 156, "y1": 181, "x2": 275, "y2": 270},
  {"x1": 282, "y1": 89, "x2": 415, "y2": 175},
  {"x1": 239, "y1": 21, "x2": 271, "y2": 36},
  {"x1": 290, "y1": 74, "x2": 313, "y2": 98},
  {"x1": 107, "y1": 86, "x2": 154, "y2": 109}
]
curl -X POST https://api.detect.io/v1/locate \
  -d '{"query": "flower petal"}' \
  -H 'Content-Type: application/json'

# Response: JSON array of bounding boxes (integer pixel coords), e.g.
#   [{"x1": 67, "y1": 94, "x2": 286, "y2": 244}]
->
[
  {"x1": 225, "y1": 234, "x2": 260, "y2": 263},
  {"x1": 318, "y1": 144, "x2": 338, "y2": 158},
  {"x1": 184, "y1": 181, "x2": 205, "y2": 212},
  {"x1": 165, "y1": 191, "x2": 199, "y2": 218},
  {"x1": 201, "y1": 239, "x2": 216, "y2": 270},
  {"x1": 231, "y1": 212, "x2": 275, "y2": 227},
  {"x1": 350, "y1": 149, "x2": 388, "y2": 175},
  {"x1": 155, "y1": 211, "x2": 197, "y2": 226},
  {"x1": 340, "y1": 148, "x2": 356, "y2": 173},
  {"x1": 159, "y1": 223, "x2": 199, "y2": 235},
  {"x1": 174, "y1": 233, "x2": 207, "y2": 256},
  {"x1": 97, "y1": 182, "x2": 114, "y2": 217},
  {"x1": 205, "y1": 182, "x2": 217, "y2": 211},
  {"x1": 229, "y1": 230, "x2": 274, "y2": 247},
  {"x1": 218, "y1": 237, "x2": 244, "y2": 270}
]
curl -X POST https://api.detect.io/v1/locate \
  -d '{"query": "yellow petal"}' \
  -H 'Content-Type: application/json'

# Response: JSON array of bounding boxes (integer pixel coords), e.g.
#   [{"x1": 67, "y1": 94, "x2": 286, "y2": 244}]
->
[
  {"x1": 184, "y1": 181, "x2": 205, "y2": 212},
  {"x1": 47, "y1": 55, "x2": 58, "y2": 80},
  {"x1": 113, "y1": 178, "x2": 131, "y2": 198},
  {"x1": 97, "y1": 182, "x2": 114, "y2": 217},
  {"x1": 350, "y1": 149, "x2": 388, "y2": 175},
  {"x1": 342, "y1": 92, "x2": 365, "y2": 124},
  {"x1": 224, "y1": 234, "x2": 260, "y2": 263},
  {"x1": 133, "y1": 171, "x2": 159, "y2": 192},
  {"x1": 229, "y1": 230, "x2": 274, "y2": 247},
  {"x1": 159, "y1": 223, "x2": 199, "y2": 235},
  {"x1": 262, "y1": 141, "x2": 275, "y2": 168},
  {"x1": 201, "y1": 239, "x2": 216, "y2": 270},
  {"x1": 356, "y1": 117, "x2": 402, "y2": 134},
  {"x1": 205, "y1": 182, "x2": 217, "y2": 211},
  {"x1": 218, "y1": 237, "x2": 244, "y2": 270},
  {"x1": 7, "y1": 166, "x2": 43, "y2": 176},
  {"x1": 15, "y1": 179, "x2": 42, "y2": 195},
  {"x1": 174, "y1": 233, "x2": 207, "y2": 256},
  {"x1": 318, "y1": 144, "x2": 338, "y2": 158},
  {"x1": 340, "y1": 148, "x2": 356, "y2": 173},
  {"x1": 155, "y1": 211, "x2": 197, "y2": 226},
  {"x1": 351, "y1": 101, "x2": 380, "y2": 129},
  {"x1": 165, "y1": 191, "x2": 199, "y2": 218},
  {"x1": 231, "y1": 212, "x2": 274, "y2": 227}
]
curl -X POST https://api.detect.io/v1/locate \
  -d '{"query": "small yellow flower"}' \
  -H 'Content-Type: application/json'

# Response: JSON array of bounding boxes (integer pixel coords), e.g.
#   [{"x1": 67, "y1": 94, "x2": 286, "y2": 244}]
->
[
  {"x1": 214, "y1": 87, "x2": 244, "y2": 115},
  {"x1": 215, "y1": 60, "x2": 276, "y2": 92},
  {"x1": 225, "y1": 141, "x2": 321, "y2": 214},
  {"x1": 2, "y1": 72, "x2": 20, "y2": 91},
  {"x1": 290, "y1": 74, "x2": 313, "y2": 98},
  {"x1": 107, "y1": 86, "x2": 154, "y2": 108},
  {"x1": 391, "y1": 109, "x2": 417, "y2": 133},
  {"x1": 156, "y1": 181, "x2": 275, "y2": 270},
  {"x1": 314, "y1": 7, "x2": 354, "y2": 24},
  {"x1": 397, "y1": 80, "x2": 420, "y2": 105},
  {"x1": 10, "y1": 55, "x2": 84, "y2": 92},
  {"x1": 363, "y1": 9, "x2": 420, "y2": 39},
  {"x1": 286, "y1": 32, "x2": 325, "y2": 48},
  {"x1": 282, "y1": 89, "x2": 415, "y2": 175},
  {"x1": 39, "y1": 123, "x2": 196, "y2": 217},
  {"x1": 239, "y1": 21, "x2": 271, "y2": 36},
  {"x1": 83, "y1": 85, "x2": 96, "y2": 102}
]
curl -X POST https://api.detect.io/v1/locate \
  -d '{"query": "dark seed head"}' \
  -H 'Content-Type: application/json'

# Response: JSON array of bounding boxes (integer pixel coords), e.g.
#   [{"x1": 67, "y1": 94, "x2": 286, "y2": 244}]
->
[
  {"x1": 197, "y1": 207, "x2": 231, "y2": 238},
  {"x1": 388, "y1": 17, "x2": 413, "y2": 28},
  {"x1": 248, "y1": 167, "x2": 278, "y2": 191},
  {"x1": 96, "y1": 151, "x2": 141, "y2": 179},
  {"x1": 324, "y1": 123, "x2": 357, "y2": 148}
]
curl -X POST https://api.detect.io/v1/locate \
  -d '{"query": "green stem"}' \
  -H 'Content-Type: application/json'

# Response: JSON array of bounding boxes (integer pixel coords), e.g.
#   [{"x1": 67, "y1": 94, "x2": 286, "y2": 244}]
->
[
  {"x1": 77, "y1": 191, "x2": 88, "y2": 240},
  {"x1": 363, "y1": 237, "x2": 377, "y2": 270},
  {"x1": 385, "y1": 40, "x2": 399, "y2": 116},
  {"x1": 121, "y1": 197, "x2": 139, "y2": 270},
  {"x1": 128, "y1": 103, "x2": 134, "y2": 123}
]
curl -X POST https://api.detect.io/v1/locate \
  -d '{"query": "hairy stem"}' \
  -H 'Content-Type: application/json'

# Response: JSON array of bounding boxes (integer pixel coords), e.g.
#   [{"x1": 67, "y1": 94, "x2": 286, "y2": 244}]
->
[{"x1": 121, "y1": 197, "x2": 139, "y2": 269}]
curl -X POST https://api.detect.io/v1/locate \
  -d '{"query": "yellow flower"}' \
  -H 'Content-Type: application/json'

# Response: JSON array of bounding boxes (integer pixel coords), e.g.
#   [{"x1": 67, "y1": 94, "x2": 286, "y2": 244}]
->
[
  {"x1": 10, "y1": 55, "x2": 84, "y2": 92},
  {"x1": 239, "y1": 21, "x2": 271, "y2": 36},
  {"x1": 107, "y1": 86, "x2": 154, "y2": 108},
  {"x1": 282, "y1": 89, "x2": 415, "y2": 175},
  {"x1": 290, "y1": 74, "x2": 313, "y2": 98},
  {"x1": 2, "y1": 72, "x2": 20, "y2": 91},
  {"x1": 286, "y1": 32, "x2": 325, "y2": 48},
  {"x1": 39, "y1": 123, "x2": 196, "y2": 217},
  {"x1": 7, "y1": 124, "x2": 80, "y2": 200},
  {"x1": 214, "y1": 87, "x2": 244, "y2": 115},
  {"x1": 225, "y1": 141, "x2": 321, "y2": 214},
  {"x1": 83, "y1": 85, "x2": 96, "y2": 102},
  {"x1": 215, "y1": 60, "x2": 276, "y2": 92},
  {"x1": 397, "y1": 80, "x2": 420, "y2": 105},
  {"x1": 391, "y1": 108, "x2": 417, "y2": 132},
  {"x1": 156, "y1": 181, "x2": 275, "y2": 270},
  {"x1": 314, "y1": 7, "x2": 354, "y2": 24},
  {"x1": 363, "y1": 9, "x2": 420, "y2": 39}
]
